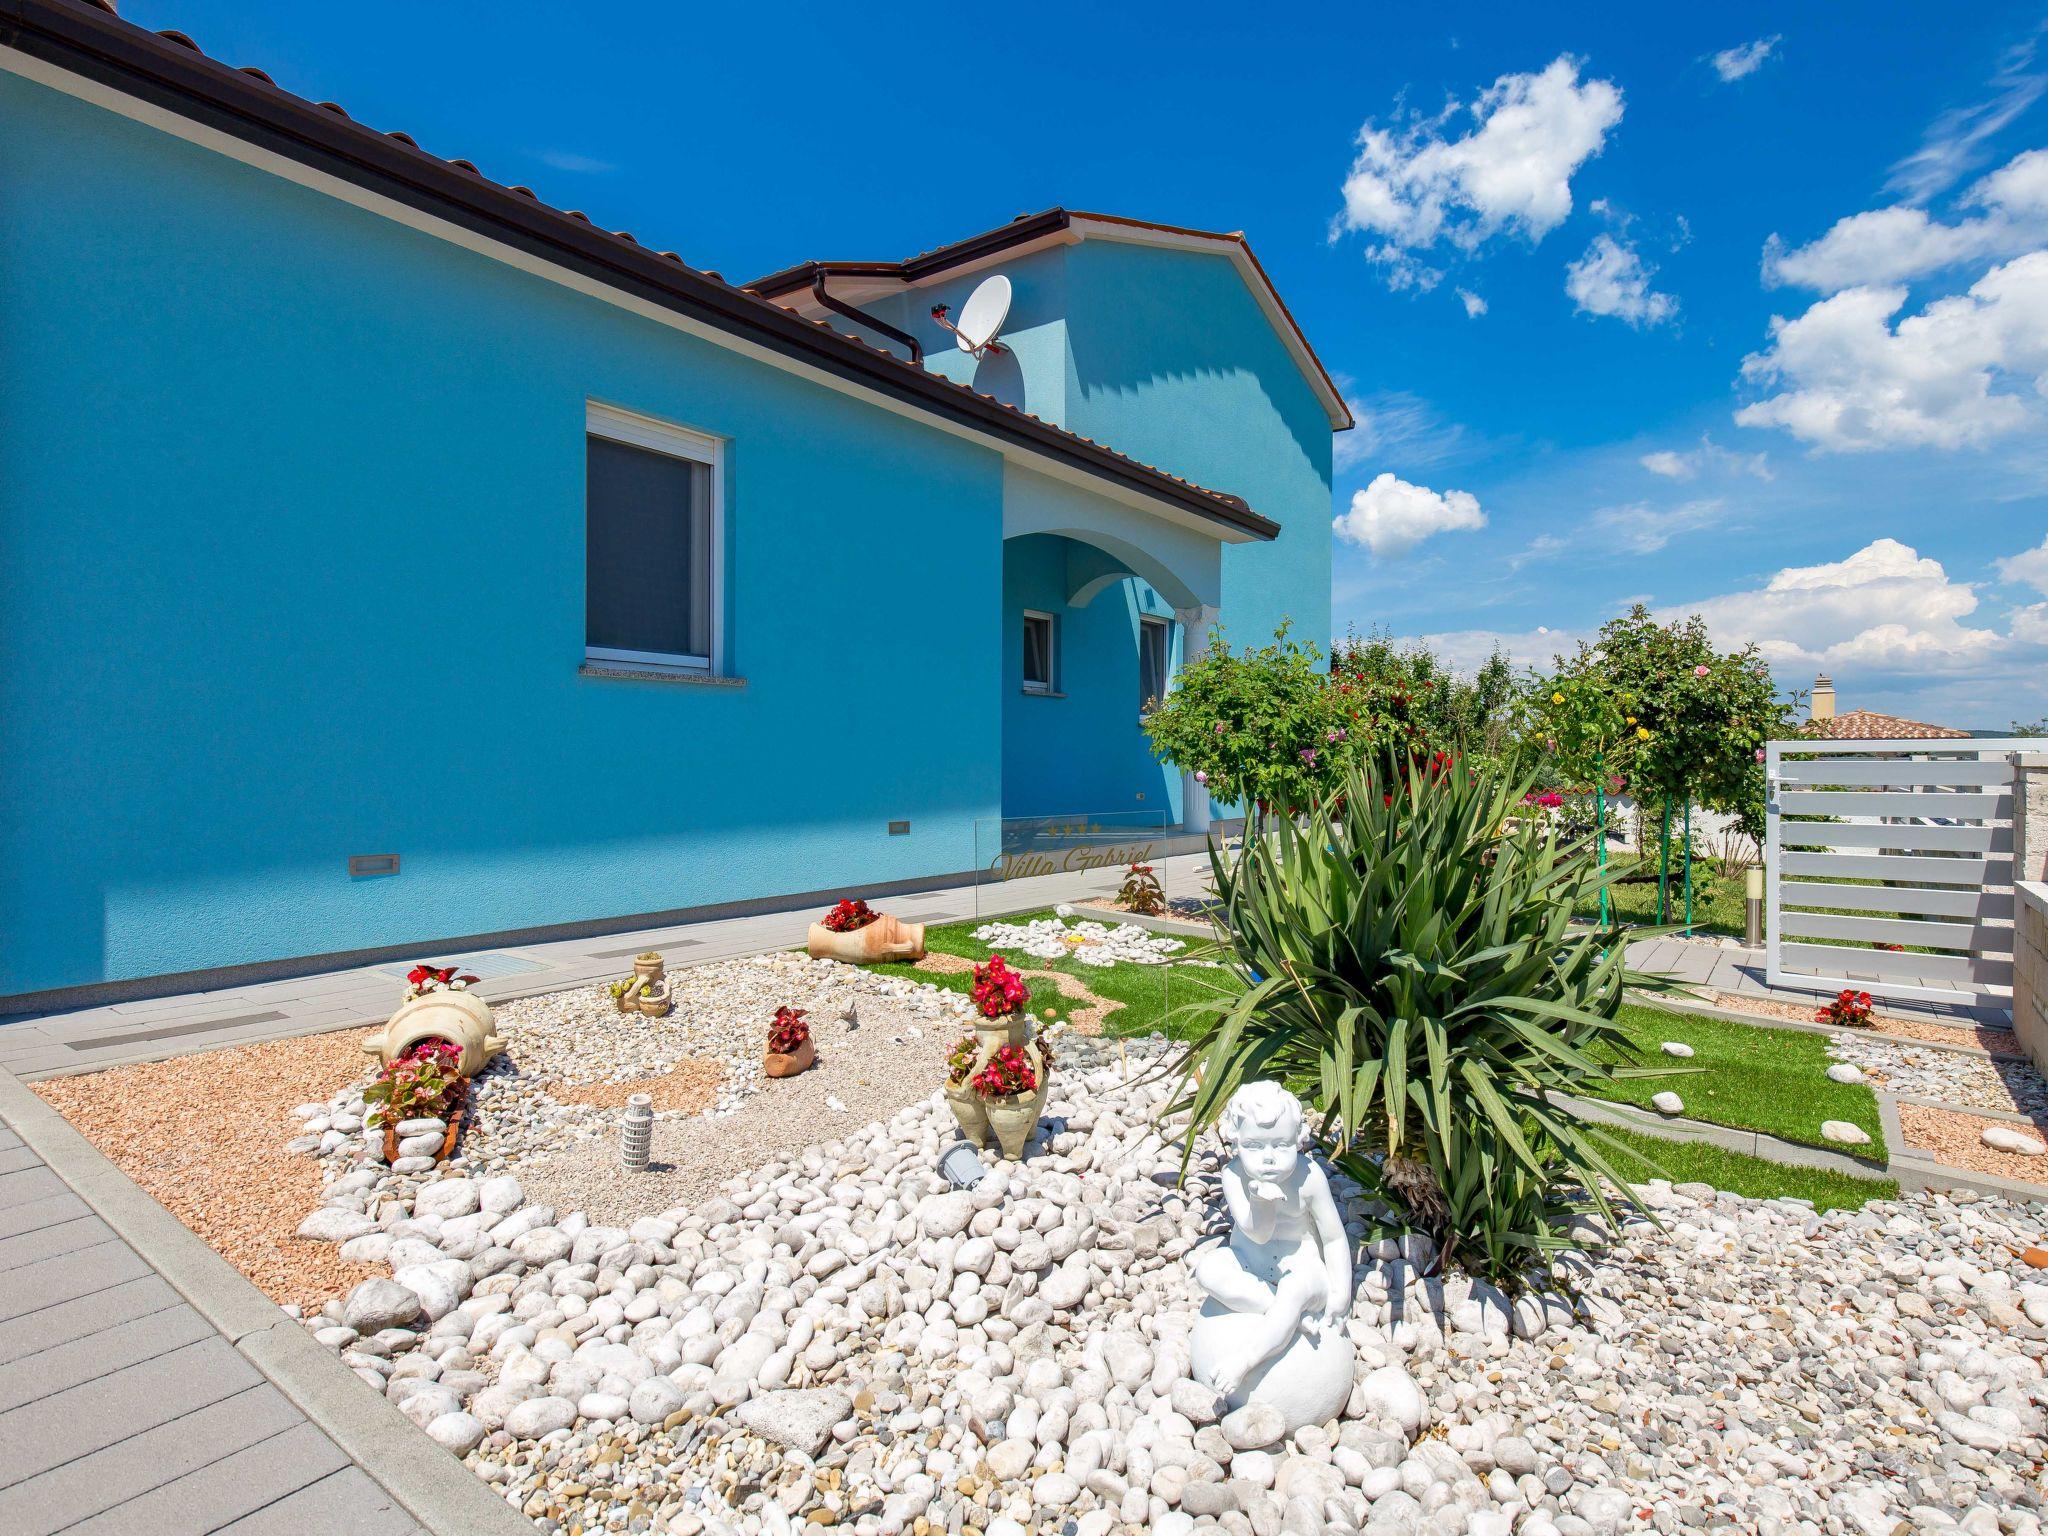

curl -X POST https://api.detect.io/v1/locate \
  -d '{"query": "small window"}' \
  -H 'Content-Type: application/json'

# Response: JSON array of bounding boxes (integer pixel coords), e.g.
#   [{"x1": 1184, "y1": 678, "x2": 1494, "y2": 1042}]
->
[
  {"x1": 1138, "y1": 615, "x2": 1170, "y2": 713},
  {"x1": 585, "y1": 403, "x2": 722, "y2": 673},
  {"x1": 1022, "y1": 610, "x2": 1056, "y2": 694}
]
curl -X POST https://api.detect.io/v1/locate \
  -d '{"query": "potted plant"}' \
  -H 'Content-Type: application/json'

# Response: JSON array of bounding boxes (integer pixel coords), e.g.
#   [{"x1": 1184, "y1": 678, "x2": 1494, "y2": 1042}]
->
[
  {"x1": 364, "y1": 962, "x2": 503, "y2": 1077},
  {"x1": 609, "y1": 952, "x2": 673, "y2": 1016},
  {"x1": 806, "y1": 898, "x2": 926, "y2": 965},
  {"x1": 970, "y1": 955, "x2": 1031, "y2": 1051},
  {"x1": 764, "y1": 1006, "x2": 816, "y2": 1077},
  {"x1": 944, "y1": 1033, "x2": 989, "y2": 1144},
  {"x1": 975, "y1": 1040, "x2": 1049, "y2": 1159},
  {"x1": 363, "y1": 1039, "x2": 467, "y2": 1163}
]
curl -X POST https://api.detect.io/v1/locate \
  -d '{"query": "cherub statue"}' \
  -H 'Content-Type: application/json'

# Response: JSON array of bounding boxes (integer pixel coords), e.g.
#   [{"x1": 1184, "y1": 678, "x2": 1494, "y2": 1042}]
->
[{"x1": 1190, "y1": 1081, "x2": 1356, "y2": 1430}]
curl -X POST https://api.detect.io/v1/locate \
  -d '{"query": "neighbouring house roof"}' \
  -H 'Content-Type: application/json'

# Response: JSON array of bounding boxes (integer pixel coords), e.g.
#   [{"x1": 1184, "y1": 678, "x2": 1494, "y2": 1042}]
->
[
  {"x1": 1804, "y1": 710, "x2": 1973, "y2": 741},
  {"x1": 1, "y1": 0, "x2": 1279, "y2": 543},
  {"x1": 747, "y1": 209, "x2": 1358, "y2": 433}
]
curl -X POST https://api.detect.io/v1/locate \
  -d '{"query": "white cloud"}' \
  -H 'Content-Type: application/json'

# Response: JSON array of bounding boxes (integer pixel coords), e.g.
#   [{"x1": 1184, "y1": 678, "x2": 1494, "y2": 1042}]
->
[
  {"x1": 1411, "y1": 625, "x2": 1585, "y2": 676},
  {"x1": 1765, "y1": 148, "x2": 2048, "y2": 292},
  {"x1": 1335, "y1": 56, "x2": 1623, "y2": 288},
  {"x1": 537, "y1": 149, "x2": 618, "y2": 174},
  {"x1": 1457, "y1": 287, "x2": 1489, "y2": 318},
  {"x1": 1591, "y1": 499, "x2": 1729, "y2": 553},
  {"x1": 1887, "y1": 27, "x2": 2046, "y2": 202},
  {"x1": 1638, "y1": 437, "x2": 1773, "y2": 480},
  {"x1": 1672, "y1": 538, "x2": 2012, "y2": 672},
  {"x1": 1736, "y1": 250, "x2": 2048, "y2": 451},
  {"x1": 1709, "y1": 37, "x2": 1780, "y2": 83},
  {"x1": 1334, "y1": 390, "x2": 1468, "y2": 473},
  {"x1": 1565, "y1": 234, "x2": 1677, "y2": 326},
  {"x1": 1333, "y1": 472, "x2": 1487, "y2": 558},
  {"x1": 1998, "y1": 533, "x2": 2048, "y2": 594}
]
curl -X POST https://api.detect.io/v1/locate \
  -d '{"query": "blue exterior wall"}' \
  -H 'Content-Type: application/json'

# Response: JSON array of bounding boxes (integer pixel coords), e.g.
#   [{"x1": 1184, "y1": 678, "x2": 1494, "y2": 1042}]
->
[
  {"x1": 999, "y1": 536, "x2": 1181, "y2": 821},
  {"x1": 0, "y1": 72, "x2": 1007, "y2": 996}
]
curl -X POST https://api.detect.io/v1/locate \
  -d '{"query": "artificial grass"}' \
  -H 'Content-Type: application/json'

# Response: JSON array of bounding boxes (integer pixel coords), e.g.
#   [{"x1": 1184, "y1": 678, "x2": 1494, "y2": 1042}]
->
[
  {"x1": 871, "y1": 907, "x2": 1239, "y2": 1041},
  {"x1": 1597, "y1": 1123, "x2": 1898, "y2": 1212},
  {"x1": 1585, "y1": 1002, "x2": 1886, "y2": 1157}
]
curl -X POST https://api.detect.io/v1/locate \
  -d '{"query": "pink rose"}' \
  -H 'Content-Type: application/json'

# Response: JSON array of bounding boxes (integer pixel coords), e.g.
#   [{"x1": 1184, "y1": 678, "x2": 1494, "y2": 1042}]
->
[
  {"x1": 1694, "y1": 665, "x2": 1710, "y2": 677},
  {"x1": 1195, "y1": 770, "x2": 1209, "y2": 785},
  {"x1": 1754, "y1": 748, "x2": 1765, "y2": 762}
]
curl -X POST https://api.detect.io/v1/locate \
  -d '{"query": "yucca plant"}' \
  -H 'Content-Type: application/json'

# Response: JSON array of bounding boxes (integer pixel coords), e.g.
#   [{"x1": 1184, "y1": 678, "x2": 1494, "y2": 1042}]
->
[{"x1": 1171, "y1": 752, "x2": 1675, "y2": 1286}]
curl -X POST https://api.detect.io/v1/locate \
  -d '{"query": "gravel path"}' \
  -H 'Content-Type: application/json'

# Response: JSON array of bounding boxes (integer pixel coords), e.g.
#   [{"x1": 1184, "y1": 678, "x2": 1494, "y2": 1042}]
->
[
  {"x1": 1714, "y1": 992, "x2": 2023, "y2": 1057},
  {"x1": 1830, "y1": 1032, "x2": 2048, "y2": 1118},
  {"x1": 33, "y1": 1027, "x2": 390, "y2": 1309},
  {"x1": 1898, "y1": 1101, "x2": 2048, "y2": 1184}
]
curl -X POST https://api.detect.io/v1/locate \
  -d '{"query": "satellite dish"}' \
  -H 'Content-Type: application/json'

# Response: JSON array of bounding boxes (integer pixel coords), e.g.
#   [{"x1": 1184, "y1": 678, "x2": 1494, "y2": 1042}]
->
[{"x1": 952, "y1": 274, "x2": 1012, "y2": 355}]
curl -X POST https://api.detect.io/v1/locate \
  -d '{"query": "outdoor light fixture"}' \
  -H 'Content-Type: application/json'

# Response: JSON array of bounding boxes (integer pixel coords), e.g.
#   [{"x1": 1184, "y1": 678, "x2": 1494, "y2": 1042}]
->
[
  {"x1": 1745, "y1": 866, "x2": 1764, "y2": 948},
  {"x1": 621, "y1": 1092, "x2": 654, "y2": 1172}
]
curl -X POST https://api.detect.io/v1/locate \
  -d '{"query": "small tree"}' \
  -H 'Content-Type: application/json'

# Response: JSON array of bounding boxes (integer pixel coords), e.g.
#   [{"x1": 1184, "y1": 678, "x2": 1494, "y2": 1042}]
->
[
  {"x1": 1528, "y1": 607, "x2": 1794, "y2": 926},
  {"x1": 1142, "y1": 624, "x2": 1356, "y2": 815}
]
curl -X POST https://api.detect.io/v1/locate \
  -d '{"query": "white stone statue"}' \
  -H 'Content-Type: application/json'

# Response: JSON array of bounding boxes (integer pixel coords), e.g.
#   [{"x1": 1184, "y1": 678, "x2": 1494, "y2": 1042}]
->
[{"x1": 1190, "y1": 1081, "x2": 1356, "y2": 1433}]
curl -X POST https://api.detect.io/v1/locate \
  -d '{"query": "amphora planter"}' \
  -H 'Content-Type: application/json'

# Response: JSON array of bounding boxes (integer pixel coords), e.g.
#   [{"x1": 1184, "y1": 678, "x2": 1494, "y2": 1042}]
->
[
  {"x1": 984, "y1": 1086, "x2": 1046, "y2": 1159},
  {"x1": 806, "y1": 914, "x2": 926, "y2": 965},
  {"x1": 365, "y1": 989, "x2": 502, "y2": 1077},
  {"x1": 945, "y1": 1081, "x2": 991, "y2": 1145},
  {"x1": 764, "y1": 1036, "x2": 816, "y2": 1078},
  {"x1": 379, "y1": 1084, "x2": 467, "y2": 1165}
]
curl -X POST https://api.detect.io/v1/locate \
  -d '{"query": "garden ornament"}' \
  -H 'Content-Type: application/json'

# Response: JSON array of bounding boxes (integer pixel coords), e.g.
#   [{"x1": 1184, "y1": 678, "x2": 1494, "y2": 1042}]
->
[{"x1": 1189, "y1": 1081, "x2": 1355, "y2": 1434}]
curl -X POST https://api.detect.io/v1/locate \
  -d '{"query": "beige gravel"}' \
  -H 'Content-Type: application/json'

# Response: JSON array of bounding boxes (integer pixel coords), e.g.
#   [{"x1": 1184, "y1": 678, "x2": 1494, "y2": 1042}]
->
[
  {"x1": 543, "y1": 1060, "x2": 721, "y2": 1114},
  {"x1": 1711, "y1": 992, "x2": 2022, "y2": 1057},
  {"x1": 1897, "y1": 1102, "x2": 2048, "y2": 1185},
  {"x1": 33, "y1": 1028, "x2": 388, "y2": 1310},
  {"x1": 514, "y1": 1007, "x2": 954, "y2": 1224}
]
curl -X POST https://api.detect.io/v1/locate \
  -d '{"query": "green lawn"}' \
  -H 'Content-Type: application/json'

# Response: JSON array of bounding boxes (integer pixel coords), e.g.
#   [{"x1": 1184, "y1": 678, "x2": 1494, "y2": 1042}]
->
[
  {"x1": 1572, "y1": 857, "x2": 1746, "y2": 936},
  {"x1": 1585, "y1": 1003, "x2": 1886, "y2": 1157},
  {"x1": 870, "y1": 908, "x2": 1240, "y2": 1040},
  {"x1": 1596, "y1": 1123, "x2": 1898, "y2": 1211}
]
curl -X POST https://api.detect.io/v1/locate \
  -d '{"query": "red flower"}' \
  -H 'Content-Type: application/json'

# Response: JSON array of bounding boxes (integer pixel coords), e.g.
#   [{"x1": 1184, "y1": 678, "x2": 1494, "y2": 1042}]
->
[
  {"x1": 767, "y1": 1006, "x2": 811, "y2": 1053},
  {"x1": 821, "y1": 899, "x2": 881, "y2": 933},
  {"x1": 970, "y1": 955, "x2": 1030, "y2": 1019}
]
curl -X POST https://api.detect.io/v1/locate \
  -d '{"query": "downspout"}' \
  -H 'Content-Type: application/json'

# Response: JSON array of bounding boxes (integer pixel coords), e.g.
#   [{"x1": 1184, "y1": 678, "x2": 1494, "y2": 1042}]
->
[{"x1": 811, "y1": 274, "x2": 922, "y2": 365}]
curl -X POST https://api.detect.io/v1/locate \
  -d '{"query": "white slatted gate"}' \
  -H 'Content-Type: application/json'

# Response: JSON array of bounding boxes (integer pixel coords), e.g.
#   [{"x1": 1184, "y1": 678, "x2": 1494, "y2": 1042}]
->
[{"x1": 1764, "y1": 737, "x2": 2024, "y2": 1006}]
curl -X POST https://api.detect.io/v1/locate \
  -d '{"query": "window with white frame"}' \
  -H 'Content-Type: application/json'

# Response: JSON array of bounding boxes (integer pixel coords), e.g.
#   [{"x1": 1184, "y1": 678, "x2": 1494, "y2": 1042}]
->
[
  {"x1": 1022, "y1": 610, "x2": 1057, "y2": 694},
  {"x1": 1138, "y1": 614, "x2": 1170, "y2": 713},
  {"x1": 585, "y1": 402, "x2": 723, "y2": 674}
]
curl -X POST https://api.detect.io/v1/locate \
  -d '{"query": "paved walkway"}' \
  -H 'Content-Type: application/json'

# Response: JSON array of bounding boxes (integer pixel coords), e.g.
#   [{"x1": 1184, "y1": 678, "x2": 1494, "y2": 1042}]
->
[
  {"x1": 0, "y1": 1100, "x2": 429, "y2": 1536},
  {"x1": 1627, "y1": 933, "x2": 2014, "y2": 1028}
]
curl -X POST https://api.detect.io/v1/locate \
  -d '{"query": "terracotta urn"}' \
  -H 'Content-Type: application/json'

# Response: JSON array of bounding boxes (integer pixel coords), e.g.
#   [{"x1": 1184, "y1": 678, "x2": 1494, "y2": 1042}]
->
[
  {"x1": 765, "y1": 1035, "x2": 816, "y2": 1078},
  {"x1": 945, "y1": 1080, "x2": 991, "y2": 1145},
  {"x1": 364, "y1": 989, "x2": 502, "y2": 1078},
  {"x1": 806, "y1": 914, "x2": 926, "y2": 965},
  {"x1": 984, "y1": 1088, "x2": 1044, "y2": 1159}
]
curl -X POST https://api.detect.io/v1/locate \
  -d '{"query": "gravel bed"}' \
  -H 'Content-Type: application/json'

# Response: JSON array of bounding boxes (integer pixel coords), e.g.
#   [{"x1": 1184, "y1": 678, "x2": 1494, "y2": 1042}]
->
[
  {"x1": 1898, "y1": 1102, "x2": 2048, "y2": 1185},
  {"x1": 33, "y1": 1027, "x2": 391, "y2": 1310},
  {"x1": 1830, "y1": 1032, "x2": 2048, "y2": 1118},
  {"x1": 1714, "y1": 992, "x2": 2024, "y2": 1056},
  {"x1": 279, "y1": 1020, "x2": 2048, "y2": 1536},
  {"x1": 972, "y1": 914, "x2": 1187, "y2": 966}
]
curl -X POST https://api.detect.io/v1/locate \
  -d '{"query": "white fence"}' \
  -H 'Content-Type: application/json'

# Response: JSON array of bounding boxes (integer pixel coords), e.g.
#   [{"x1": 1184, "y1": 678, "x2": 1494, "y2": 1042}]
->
[{"x1": 1764, "y1": 737, "x2": 2026, "y2": 1006}]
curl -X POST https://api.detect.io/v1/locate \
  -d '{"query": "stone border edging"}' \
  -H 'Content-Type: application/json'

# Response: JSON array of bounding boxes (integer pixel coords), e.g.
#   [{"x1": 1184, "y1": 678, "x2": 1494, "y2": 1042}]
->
[
  {"x1": 1555, "y1": 1091, "x2": 1890, "y2": 1177},
  {"x1": 0, "y1": 1066, "x2": 533, "y2": 1536}
]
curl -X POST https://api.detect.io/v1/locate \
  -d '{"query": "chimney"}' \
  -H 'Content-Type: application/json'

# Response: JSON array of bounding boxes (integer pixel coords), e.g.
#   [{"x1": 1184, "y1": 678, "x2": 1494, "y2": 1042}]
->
[{"x1": 1810, "y1": 674, "x2": 1836, "y2": 722}]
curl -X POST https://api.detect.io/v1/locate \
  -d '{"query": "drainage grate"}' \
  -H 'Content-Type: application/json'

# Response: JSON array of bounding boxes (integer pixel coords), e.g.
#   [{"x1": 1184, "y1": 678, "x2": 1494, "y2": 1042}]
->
[
  {"x1": 63, "y1": 1009, "x2": 289, "y2": 1051},
  {"x1": 589, "y1": 939, "x2": 702, "y2": 960},
  {"x1": 374, "y1": 951, "x2": 548, "y2": 982}
]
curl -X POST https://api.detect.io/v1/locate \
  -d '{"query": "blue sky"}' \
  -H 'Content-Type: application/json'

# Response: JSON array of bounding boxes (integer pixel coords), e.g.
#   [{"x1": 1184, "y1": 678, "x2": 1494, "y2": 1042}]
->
[{"x1": 133, "y1": 1, "x2": 2048, "y2": 727}]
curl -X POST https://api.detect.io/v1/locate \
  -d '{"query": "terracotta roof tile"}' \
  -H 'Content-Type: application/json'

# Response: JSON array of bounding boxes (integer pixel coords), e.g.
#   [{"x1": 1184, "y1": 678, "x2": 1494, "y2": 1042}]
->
[
  {"x1": 1804, "y1": 710, "x2": 1973, "y2": 741},
  {"x1": 29, "y1": 1, "x2": 1268, "y2": 536}
]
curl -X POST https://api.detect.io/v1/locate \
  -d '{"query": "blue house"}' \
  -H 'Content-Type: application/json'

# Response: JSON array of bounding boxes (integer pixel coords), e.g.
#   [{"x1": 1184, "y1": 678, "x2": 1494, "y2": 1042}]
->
[{"x1": 0, "y1": 0, "x2": 1351, "y2": 1005}]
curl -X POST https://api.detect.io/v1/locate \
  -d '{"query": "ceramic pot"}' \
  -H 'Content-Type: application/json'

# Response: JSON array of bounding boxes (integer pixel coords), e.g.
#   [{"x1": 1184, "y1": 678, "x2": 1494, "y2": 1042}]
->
[
  {"x1": 364, "y1": 989, "x2": 502, "y2": 1077},
  {"x1": 945, "y1": 1081, "x2": 991, "y2": 1146},
  {"x1": 764, "y1": 1036, "x2": 816, "y2": 1078},
  {"x1": 974, "y1": 1014, "x2": 1030, "y2": 1054},
  {"x1": 806, "y1": 914, "x2": 926, "y2": 964},
  {"x1": 984, "y1": 1090, "x2": 1042, "y2": 1159}
]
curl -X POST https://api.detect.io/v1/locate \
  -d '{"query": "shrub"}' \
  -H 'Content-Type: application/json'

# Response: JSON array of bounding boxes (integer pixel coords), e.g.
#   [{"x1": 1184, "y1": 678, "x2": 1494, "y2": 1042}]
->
[
  {"x1": 821, "y1": 899, "x2": 880, "y2": 933},
  {"x1": 1815, "y1": 989, "x2": 1874, "y2": 1027},
  {"x1": 1171, "y1": 753, "x2": 1668, "y2": 1286},
  {"x1": 971, "y1": 956, "x2": 1030, "y2": 1019},
  {"x1": 946, "y1": 1034, "x2": 979, "y2": 1087},
  {"x1": 1118, "y1": 863, "x2": 1166, "y2": 916},
  {"x1": 768, "y1": 1006, "x2": 811, "y2": 1053}
]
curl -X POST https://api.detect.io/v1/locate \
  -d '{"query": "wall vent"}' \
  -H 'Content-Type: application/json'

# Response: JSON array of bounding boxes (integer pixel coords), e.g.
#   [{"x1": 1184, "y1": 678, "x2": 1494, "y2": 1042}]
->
[
  {"x1": 349, "y1": 853, "x2": 400, "y2": 877},
  {"x1": 888, "y1": 820, "x2": 911, "y2": 836}
]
